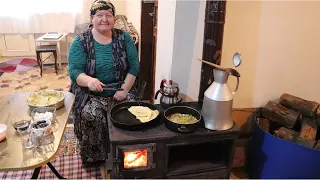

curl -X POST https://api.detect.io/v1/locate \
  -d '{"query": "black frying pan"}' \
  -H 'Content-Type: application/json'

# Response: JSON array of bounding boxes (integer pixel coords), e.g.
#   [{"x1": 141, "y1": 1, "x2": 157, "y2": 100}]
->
[
  {"x1": 164, "y1": 106, "x2": 201, "y2": 133},
  {"x1": 109, "y1": 81, "x2": 162, "y2": 131}
]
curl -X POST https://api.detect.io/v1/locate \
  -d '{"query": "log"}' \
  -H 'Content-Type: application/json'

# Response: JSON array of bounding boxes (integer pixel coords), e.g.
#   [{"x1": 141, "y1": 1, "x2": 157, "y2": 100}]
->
[
  {"x1": 314, "y1": 141, "x2": 320, "y2": 150},
  {"x1": 300, "y1": 117, "x2": 317, "y2": 141},
  {"x1": 298, "y1": 117, "x2": 317, "y2": 148},
  {"x1": 296, "y1": 137, "x2": 315, "y2": 148},
  {"x1": 279, "y1": 93, "x2": 319, "y2": 118},
  {"x1": 274, "y1": 127, "x2": 299, "y2": 142},
  {"x1": 262, "y1": 101, "x2": 301, "y2": 128},
  {"x1": 274, "y1": 127, "x2": 315, "y2": 148}
]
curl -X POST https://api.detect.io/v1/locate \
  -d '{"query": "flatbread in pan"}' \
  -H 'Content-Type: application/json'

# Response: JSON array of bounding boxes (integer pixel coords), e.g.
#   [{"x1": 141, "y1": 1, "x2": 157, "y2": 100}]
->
[{"x1": 128, "y1": 106, "x2": 159, "y2": 123}]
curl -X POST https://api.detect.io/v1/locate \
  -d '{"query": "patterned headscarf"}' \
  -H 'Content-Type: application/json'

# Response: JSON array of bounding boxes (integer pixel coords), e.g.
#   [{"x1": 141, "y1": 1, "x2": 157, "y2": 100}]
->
[{"x1": 90, "y1": 0, "x2": 116, "y2": 17}]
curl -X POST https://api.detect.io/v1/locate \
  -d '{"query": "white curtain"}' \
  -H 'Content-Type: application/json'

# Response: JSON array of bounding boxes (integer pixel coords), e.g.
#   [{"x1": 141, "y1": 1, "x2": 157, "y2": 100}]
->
[{"x1": 0, "y1": 0, "x2": 94, "y2": 33}]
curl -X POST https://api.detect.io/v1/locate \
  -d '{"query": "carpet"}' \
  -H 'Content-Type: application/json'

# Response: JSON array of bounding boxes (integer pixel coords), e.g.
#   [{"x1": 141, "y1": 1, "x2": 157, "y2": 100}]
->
[
  {"x1": 0, "y1": 127, "x2": 102, "y2": 179},
  {"x1": 0, "y1": 58, "x2": 38, "y2": 73},
  {"x1": 0, "y1": 64, "x2": 70, "y2": 98}
]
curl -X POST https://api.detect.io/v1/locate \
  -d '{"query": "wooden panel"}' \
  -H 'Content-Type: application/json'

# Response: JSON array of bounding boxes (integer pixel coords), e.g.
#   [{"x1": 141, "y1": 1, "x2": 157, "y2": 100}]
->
[
  {"x1": 139, "y1": 1, "x2": 156, "y2": 101},
  {"x1": 198, "y1": 1, "x2": 226, "y2": 102},
  {"x1": 152, "y1": 0, "x2": 158, "y2": 104},
  {"x1": 0, "y1": 34, "x2": 36, "y2": 56}
]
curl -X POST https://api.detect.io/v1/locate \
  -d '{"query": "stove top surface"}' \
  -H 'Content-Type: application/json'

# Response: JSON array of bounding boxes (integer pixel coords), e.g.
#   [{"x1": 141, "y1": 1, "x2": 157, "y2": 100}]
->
[{"x1": 108, "y1": 102, "x2": 240, "y2": 143}]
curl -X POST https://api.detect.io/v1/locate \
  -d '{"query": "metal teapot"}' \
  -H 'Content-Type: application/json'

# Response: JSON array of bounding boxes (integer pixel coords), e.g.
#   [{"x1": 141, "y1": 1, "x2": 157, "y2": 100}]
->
[{"x1": 155, "y1": 79, "x2": 182, "y2": 108}]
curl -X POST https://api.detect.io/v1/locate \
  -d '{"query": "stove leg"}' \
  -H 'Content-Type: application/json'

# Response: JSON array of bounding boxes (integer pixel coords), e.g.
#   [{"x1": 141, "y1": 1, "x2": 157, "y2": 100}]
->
[
  {"x1": 31, "y1": 167, "x2": 42, "y2": 179},
  {"x1": 47, "y1": 162, "x2": 66, "y2": 179},
  {"x1": 226, "y1": 139, "x2": 237, "y2": 178}
]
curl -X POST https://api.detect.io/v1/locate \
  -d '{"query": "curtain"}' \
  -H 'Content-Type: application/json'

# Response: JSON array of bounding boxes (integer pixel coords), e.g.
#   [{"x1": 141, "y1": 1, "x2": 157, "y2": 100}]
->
[{"x1": 0, "y1": 0, "x2": 93, "y2": 34}]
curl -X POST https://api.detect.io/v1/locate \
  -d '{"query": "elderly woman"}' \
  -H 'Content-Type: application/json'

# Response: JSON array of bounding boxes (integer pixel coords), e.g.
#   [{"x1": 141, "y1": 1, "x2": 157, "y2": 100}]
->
[{"x1": 68, "y1": 0, "x2": 139, "y2": 165}]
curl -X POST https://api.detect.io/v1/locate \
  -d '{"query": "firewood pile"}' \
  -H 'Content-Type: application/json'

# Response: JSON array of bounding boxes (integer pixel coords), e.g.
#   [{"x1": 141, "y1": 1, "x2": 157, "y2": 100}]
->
[{"x1": 261, "y1": 93, "x2": 320, "y2": 150}]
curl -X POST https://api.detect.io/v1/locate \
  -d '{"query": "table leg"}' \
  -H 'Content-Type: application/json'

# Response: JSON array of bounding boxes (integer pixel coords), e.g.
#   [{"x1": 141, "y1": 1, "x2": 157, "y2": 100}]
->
[
  {"x1": 66, "y1": 35, "x2": 69, "y2": 61},
  {"x1": 47, "y1": 162, "x2": 66, "y2": 179},
  {"x1": 31, "y1": 162, "x2": 65, "y2": 179},
  {"x1": 57, "y1": 41, "x2": 62, "y2": 67},
  {"x1": 31, "y1": 166, "x2": 41, "y2": 179}
]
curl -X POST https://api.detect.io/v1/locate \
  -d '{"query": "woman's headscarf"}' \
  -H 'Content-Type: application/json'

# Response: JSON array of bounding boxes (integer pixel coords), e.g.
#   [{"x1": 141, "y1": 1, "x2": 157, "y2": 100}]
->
[{"x1": 90, "y1": 0, "x2": 116, "y2": 18}]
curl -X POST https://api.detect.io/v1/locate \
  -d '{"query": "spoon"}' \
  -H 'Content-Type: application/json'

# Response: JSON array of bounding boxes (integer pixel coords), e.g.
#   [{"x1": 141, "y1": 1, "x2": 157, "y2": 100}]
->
[{"x1": 232, "y1": 52, "x2": 242, "y2": 68}]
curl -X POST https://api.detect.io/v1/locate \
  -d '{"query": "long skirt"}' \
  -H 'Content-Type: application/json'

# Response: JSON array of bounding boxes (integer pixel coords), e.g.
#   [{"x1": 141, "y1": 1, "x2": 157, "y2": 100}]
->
[{"x1": 74, "y1": 96, "x2": 119, "y2": 164}]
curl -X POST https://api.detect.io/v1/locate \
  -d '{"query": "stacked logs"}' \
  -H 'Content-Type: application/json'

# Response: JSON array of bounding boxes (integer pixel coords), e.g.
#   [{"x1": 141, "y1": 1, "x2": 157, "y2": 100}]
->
[{"x1": 262, "y1": 93, "x2": 319, "y2": 149}]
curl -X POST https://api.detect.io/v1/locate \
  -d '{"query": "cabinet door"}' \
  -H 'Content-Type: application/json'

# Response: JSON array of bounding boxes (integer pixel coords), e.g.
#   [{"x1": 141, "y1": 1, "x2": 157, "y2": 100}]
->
[{"x1": 0, "y1": 34, "x2": 35, "y2": 57}]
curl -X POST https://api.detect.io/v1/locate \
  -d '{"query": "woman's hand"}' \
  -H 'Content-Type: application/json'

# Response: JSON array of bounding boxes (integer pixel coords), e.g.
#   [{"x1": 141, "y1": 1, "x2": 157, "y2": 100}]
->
[
  {"x1": 113, "y1": 89, "x2": 129, "y2": 101},
  {"x1": 87, "y1": 78, "x2": 105, "y2": 92}
]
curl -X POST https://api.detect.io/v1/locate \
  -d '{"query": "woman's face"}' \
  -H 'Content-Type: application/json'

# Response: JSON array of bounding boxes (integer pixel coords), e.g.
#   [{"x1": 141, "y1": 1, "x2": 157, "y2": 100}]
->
[{"x1": 92, "y1": 10, "x2": 114, "y2": 33}]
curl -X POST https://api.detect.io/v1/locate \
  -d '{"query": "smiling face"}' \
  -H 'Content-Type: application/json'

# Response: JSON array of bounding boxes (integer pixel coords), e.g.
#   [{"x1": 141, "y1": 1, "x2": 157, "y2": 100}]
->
[{"x1": 92, "y1": 10, "x2": 114, "y2": 34}]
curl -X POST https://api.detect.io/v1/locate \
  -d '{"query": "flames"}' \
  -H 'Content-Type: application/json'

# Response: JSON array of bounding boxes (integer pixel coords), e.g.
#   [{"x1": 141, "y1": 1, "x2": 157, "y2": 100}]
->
[{"x1": 124, "y1": 150, "x2": 147, "y2": 168}]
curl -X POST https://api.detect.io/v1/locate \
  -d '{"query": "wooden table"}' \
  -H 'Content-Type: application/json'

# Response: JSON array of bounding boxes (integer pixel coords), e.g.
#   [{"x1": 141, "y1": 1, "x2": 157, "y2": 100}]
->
[{"x1": 0, "y1": 92, "x2": 75, "y2": 178}]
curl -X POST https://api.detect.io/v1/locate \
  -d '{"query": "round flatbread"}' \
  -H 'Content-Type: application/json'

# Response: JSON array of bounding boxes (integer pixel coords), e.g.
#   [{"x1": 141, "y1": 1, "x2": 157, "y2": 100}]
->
[{"x1": 128, "y1": 106, "x2": 159, "y2": 123}]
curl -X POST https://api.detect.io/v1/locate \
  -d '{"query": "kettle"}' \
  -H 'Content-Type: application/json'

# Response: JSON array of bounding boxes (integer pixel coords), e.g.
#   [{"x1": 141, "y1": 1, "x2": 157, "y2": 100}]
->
[
  {"x1": 199, "y1": 52, "x2": 242, "y2": 130},
  {"x1": 155, "y1": 79, "x2": 182, "y2": 108}
]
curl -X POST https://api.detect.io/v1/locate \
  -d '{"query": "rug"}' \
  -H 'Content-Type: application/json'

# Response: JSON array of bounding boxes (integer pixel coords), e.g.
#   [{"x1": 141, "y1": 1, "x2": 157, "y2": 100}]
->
[
  {"x1": 0, "y1": 58, "x2": 38, "y2": 73},
  {"x1": 57, "y1": 126, "x2": 79, "y2": 157},
  {"x1": 0, "y1": 127, "x2": 102, "y2": 179},
  {"x1": 0, "y1": 64, "x2": 70, "y2": 98}
]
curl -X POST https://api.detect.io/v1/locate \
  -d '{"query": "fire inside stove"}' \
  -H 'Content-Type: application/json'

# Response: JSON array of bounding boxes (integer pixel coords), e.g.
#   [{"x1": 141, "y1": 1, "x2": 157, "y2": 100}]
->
[{"x1": 124, "y1": 150, "x2": 148, "y2": 168}]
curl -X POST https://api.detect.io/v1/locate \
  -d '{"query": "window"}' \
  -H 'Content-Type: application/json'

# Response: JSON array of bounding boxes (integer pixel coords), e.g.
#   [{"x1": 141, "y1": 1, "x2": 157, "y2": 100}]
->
[{"x1": 0, "y1": 0, "x2": 82, "y2": 17}]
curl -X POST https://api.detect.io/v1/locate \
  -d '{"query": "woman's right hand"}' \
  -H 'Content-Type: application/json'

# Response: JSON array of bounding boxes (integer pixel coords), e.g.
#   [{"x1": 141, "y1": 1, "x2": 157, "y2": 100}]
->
[{"x1": 87, "y1": 78, "x2": 105, "y2": 92}]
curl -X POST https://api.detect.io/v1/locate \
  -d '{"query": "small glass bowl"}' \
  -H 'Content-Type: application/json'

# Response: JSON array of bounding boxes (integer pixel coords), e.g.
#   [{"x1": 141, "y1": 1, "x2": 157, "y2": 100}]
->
[
  {"x1": 30, "y1": 107, "x2": 56, "y2": 122},
  {"x1": 9, "y1": 115, "x2": 32, "y2": 131},
  {"x1": 30, "y1": 119, "x2": 53, "y2": 145}
]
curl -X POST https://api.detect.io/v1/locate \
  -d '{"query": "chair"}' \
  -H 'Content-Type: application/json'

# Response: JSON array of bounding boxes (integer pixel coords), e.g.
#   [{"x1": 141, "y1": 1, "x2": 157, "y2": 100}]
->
[{"x1": 35, "y1": 45, "x2": 58, "y2": 76}]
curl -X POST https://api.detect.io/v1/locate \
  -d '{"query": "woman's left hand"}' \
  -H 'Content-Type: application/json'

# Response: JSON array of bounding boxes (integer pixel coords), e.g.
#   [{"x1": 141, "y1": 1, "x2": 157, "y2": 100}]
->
[{"x1": 113, "y1": 89, "x2": 128, "y2": 101}]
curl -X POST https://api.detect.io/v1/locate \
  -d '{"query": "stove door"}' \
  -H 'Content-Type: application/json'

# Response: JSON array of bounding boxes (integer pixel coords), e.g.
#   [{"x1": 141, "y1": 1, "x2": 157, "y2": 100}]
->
[{"x1": 114, "y1": 143, "x2": 156, "y2": 173}]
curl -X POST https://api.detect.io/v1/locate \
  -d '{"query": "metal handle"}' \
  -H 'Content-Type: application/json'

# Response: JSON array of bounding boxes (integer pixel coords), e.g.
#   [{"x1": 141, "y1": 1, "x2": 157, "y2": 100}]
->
[
  {"x1": 143, "y1": 0, "x2": 154, "y2": 3},
  {"x1": 139, "y1": 81, "x2": 147, "y2": 101},
  {"x1": 103, "y1": 81, "x2": 124, "y2": 87},
  {"x1": 178, "y1": 125, "x2": 189, "y2": 132},
  {"x1": 232, "y1": 76, "x2": 240, "y2": 95},
  {"x1": 150, "y1": 163, "x2": 156, "y2": 168},
  {"x1": 160, "y1": 79, "x2": 166, "y2": 88},
  {"x1": 103, "y1": 88, "x2": 124, "y2": 91},
  {"x1": 149, "y1": 12, "x2": 154, "y2": 17},
  {"x1": 155, "y1": 89, "x2": 162, "y2": 99}
]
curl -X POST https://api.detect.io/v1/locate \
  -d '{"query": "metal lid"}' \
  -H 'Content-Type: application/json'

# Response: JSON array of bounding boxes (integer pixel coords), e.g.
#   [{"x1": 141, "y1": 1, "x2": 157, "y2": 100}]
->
[{"x1": 163, "y1": 80, "x2": 179, "y2": 88}]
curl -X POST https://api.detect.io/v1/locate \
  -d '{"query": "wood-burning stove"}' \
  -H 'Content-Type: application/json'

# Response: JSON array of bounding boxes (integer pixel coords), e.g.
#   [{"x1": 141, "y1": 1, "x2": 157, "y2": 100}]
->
[{"x1": 108, "y1": 102, "x2": 239, "y2": 179}]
